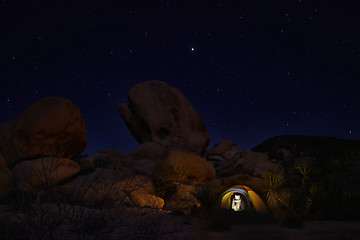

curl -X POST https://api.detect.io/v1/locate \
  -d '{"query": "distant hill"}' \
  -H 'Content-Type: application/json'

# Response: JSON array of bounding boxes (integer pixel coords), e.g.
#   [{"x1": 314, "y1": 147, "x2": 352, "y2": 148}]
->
[{"x1": 252, "y1": 135, "x2": 360, "y2": 161}]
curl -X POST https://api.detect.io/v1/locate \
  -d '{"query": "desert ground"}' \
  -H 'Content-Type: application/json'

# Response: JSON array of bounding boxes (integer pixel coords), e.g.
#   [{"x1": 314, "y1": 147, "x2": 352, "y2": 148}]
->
[{"x1": 201, "y1": 221, "x2": 360, "y2": 240}]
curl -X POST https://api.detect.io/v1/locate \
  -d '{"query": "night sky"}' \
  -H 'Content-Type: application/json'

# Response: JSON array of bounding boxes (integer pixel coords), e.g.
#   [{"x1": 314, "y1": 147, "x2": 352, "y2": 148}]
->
[{"x1": 1, "y1": 0, "x2": 360, "y2": 156}]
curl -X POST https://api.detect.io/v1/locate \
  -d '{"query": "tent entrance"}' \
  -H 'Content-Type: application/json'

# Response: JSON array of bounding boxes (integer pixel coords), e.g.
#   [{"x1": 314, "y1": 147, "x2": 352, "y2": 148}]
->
[
  {"x1": 219, "y1": 185, "x2": 268, "y2": 214},
  {"x1": 230, "y1": 192, "x2": 248, "y2": 212}
]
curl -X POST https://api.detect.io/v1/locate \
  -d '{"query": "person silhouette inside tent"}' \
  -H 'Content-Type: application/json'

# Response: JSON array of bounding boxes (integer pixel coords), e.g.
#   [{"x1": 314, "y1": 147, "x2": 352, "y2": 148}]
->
[{"x1": 231, "y1": 192, "x2": 246, "y2": 211}]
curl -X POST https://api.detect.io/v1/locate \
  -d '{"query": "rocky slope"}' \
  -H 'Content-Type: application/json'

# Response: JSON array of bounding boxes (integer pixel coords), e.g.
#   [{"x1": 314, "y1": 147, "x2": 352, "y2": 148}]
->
[{"x1": 253, "y1": 135, "x2": 360, "y2": 162}]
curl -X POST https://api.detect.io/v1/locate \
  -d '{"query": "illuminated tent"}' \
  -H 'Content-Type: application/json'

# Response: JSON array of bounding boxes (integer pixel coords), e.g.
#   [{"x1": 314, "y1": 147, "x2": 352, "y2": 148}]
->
[{"x1": 218, "y1": 185, "x2": 268, "y2": 214}]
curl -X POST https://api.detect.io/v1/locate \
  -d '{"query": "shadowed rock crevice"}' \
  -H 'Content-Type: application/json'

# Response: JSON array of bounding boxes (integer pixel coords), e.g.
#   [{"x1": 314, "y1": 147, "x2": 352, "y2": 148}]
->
[{"x1": 118, "y1": 103, "x2": 152, "y2": 143}]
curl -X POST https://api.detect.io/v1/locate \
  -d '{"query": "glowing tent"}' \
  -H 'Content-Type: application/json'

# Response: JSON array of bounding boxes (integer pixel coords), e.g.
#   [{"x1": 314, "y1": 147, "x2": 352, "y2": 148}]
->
[{"x1": 218, "y1": 185, "x2": 268, "y2": 214}]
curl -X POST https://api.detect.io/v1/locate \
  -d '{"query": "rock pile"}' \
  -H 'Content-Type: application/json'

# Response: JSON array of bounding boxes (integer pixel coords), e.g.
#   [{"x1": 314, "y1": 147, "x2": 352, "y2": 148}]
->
[
  {"x1": 0, "y1": 97, "x2": 86, "y2": 201},
  {"x1": 0, "y1": 82, "x2": 283, "y2": 216}
]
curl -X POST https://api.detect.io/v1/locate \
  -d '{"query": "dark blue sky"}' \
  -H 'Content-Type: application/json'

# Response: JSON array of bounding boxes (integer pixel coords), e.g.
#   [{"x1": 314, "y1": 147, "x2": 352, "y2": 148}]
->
[{"x1": 1, "y1": 0, "x2": 359, "y2": 155}]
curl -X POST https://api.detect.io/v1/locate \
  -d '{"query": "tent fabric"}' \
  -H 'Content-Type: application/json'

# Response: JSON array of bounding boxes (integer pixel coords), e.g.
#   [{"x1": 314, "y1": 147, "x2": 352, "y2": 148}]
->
[{"x1": 219, "y1": 185, "x2": 268, "y2": 214}]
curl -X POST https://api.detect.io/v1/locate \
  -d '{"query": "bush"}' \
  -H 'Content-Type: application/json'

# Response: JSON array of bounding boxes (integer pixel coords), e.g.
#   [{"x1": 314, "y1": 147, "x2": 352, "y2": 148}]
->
[
  {"x1": 191, "y1": 184, "x2": 219, "y2": 216},
  {"x1": 264, "y1": 170, "x2": 286, "y2": 209}
]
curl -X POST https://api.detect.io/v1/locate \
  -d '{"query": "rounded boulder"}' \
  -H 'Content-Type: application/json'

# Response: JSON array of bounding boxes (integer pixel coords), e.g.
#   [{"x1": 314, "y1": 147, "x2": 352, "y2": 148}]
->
[
  {"x1": 155, "y1": 151, "x2": 216, "y2": 184},
  {"x1": 0, "y1": 97, "x2": 86, "y2": 167},
  {"x1": 13, "y1": 157, "x2": 81, "y2": 192}
]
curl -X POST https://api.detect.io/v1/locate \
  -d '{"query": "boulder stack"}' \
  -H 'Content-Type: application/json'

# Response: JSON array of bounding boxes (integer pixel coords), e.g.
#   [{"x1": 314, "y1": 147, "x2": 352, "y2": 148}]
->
[{"x1": 0, "y1": 97, "x2": 86, "y2": 200}]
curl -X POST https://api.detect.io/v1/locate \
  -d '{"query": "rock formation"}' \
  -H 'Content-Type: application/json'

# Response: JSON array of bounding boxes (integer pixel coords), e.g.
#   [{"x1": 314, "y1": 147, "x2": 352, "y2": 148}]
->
[
  {"x1": 12, "y1": 157, "x2": 81, "y2": 192},
  {"x1": 0, "y1": 89, "x2": 276, "y2": 216},
  {"x1": 118, "y1": 81, "x2": 210, "y2": 156},
  {"x1": 207, "y1": 140, "x2": 241, "y2": 172},
  {"x1": 154, "y1": 150, "x2": 216, "y2": 185},
  {"x1": 56, "y1": 169, "x2": 164, "y2": 209},
  {"x1": 208, "y1": 140, "x2": 240, "y2": 161},
  {"x1": 0, "y1": 97, "x2": 87, "y2": 167}
]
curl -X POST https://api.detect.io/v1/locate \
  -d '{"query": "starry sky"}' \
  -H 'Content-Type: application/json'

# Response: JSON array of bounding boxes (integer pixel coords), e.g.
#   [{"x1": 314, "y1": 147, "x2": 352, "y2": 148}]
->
[{"x1": 1, "y1": 0, "x2": 360, "y2": 156}]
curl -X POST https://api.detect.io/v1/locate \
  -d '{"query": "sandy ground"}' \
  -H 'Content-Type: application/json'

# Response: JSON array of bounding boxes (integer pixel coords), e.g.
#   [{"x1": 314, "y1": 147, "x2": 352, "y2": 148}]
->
[
  {"x1": 2, "y1": 204, "x2": 360, "y2": 240},
  {"x1": 201, "y1": 221, "x2": 360, "y2": 240}
]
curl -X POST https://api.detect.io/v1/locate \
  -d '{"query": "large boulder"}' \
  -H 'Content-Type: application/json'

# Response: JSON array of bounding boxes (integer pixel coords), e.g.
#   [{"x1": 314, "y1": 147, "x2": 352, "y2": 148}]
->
[
  {"x1": 13, "y1": 157, "x2": 81, "y2": 192},
  {"x1": 0, "y1": 97, "x2": 87, "y2": 167},
  {"x1": 118, "y1": 81, "x2": 210, "y2": 156},
  {"x1": 154, "y1": 151, "x2": 216, "y2": 185},
  {"x1": 56, "y1": 169, "x2": 164, "y2": 209}
]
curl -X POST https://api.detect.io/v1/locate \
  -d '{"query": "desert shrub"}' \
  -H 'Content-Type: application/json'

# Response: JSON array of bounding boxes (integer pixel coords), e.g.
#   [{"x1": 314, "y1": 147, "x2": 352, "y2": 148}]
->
[
  {"x1": 277, "y1": 188, "x2": 311, "y2": 217},
  {"x1": 276, "y1": 189, "x2": 292, "y2": 210},
  {"x1": 190, "y1": 184, "x2": 219, "y2": 216},
  {"x1": 294, "y1": 161, "x2": 311, "y2": 183},
  {"x1": 264, "y1": 170, "x2": 286, "y2": 208}
]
